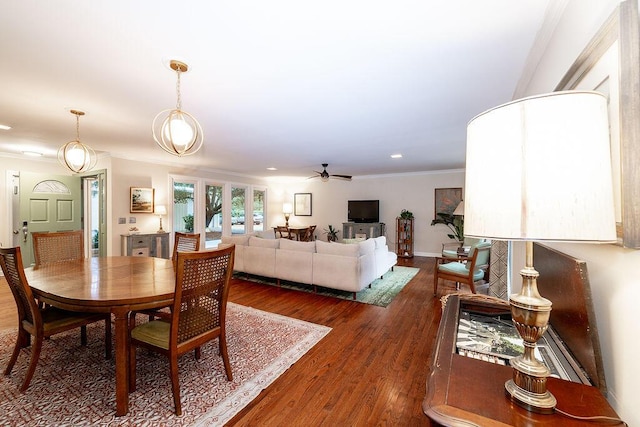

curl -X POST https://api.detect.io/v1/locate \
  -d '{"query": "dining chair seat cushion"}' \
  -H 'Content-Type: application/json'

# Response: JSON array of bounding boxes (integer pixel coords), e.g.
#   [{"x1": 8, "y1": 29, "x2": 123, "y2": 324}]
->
[
  {"x1": 132, "y1": 306, "x2": 217, "y2": 350},
  {"x1": 131, "y1": 320, "x2": 171, "y2": 350},
  {"x1": 438, "y1": 262, "x2": 485, "y2": 281},
  {"x1": 38, "y1": 308, "x2": 106, "y2": 333}
]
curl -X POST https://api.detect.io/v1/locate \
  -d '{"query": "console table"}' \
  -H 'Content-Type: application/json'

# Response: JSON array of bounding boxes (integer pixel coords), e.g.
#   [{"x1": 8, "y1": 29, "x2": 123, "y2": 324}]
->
[
  {"x1": 342, "y1": 222, "x2": 385, "y2": 239},
  {"x1": 423, "y1": 294, "x2": 619, "y2": 426},
  {"x1": 120, "y1": 232, "x2": 170, "y2": 259}
]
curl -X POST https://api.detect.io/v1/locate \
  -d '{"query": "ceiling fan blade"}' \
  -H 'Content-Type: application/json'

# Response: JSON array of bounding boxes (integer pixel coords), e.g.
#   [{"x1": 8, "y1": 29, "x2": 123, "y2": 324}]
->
[{"x1": 331, "y1": 174, "x2": 352, "y2": 180}]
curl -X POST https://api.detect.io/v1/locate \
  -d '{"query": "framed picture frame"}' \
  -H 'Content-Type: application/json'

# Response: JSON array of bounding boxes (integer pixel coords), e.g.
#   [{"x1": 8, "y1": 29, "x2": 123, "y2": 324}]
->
[
  {"x1": 130, "y1": 187, "x2": 154, "y2": 213},
  {"x1": 434, "y1": 188, "x2": 462, "y2": 219},
  {"x1": 294, "y1": 193, "x2": 312, "y2": 216},
  {"x1": 555, "y1": 0, "x2": 640, "y2": 248}
]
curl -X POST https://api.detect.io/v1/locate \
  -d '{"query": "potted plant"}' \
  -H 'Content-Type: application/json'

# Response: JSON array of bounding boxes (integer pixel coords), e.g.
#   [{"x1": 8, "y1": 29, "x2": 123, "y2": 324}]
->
[
  {"x1": 431, "y1": 212, "x2": 464, "y2": 242},
  {"x1": 399, "y1": 209, "x2": 414, "y2": 219},
  {"x1": 183, "y1": 214, "x2": 194, "y2": 232},
  {"x1": 323, "y1": 225, "x2": 340, "y2": 242}
]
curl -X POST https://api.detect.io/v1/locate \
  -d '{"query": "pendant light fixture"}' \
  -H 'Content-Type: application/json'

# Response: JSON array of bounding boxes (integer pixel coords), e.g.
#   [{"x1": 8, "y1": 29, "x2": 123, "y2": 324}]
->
[
  {"x1": 57, "y1": 109, "x2": 97, "y2": 173},
  {"x1": 152, "y1": 59, "x2": 203, "y2": 156}
]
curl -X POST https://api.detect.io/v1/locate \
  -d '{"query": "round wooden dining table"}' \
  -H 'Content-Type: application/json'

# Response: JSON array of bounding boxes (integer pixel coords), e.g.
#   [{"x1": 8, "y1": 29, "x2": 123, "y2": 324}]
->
[{"x1": 25, "y1": 256, "x2": 176, "y2": 416}]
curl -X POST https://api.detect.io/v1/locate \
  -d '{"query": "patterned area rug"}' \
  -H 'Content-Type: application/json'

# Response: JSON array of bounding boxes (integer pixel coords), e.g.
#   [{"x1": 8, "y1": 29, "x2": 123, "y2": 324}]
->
[
  {"x1": 237, "y1": 266, "x2": 419, "y2": 307},
  {"x1": 0, "y1": 303, "x2": 330, "y2": 426}
]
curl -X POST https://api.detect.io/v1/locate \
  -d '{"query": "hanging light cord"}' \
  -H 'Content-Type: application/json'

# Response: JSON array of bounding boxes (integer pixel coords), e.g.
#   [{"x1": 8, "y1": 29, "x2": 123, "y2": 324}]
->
[
  {"x1": 75, "y1": 113, "x2": 81, "y2": 141},
  {"x1": 175, "y1": 67, "x2": 182, "y2": 111}
]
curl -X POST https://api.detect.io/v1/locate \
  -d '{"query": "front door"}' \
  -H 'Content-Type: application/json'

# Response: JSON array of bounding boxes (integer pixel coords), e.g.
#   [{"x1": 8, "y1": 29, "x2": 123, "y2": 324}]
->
[{"x1": 17, "y1": 171, "x2": 82, "y2": 266}]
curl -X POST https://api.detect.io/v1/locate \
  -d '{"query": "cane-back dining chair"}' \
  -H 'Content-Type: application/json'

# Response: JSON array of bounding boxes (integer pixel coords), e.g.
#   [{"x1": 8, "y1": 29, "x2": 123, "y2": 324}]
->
[
  {"x1": 172, "y1": 232, "x2": 201, "y2": 262},
  {"x1": 128, "y1": 244, "x2": 235, "y2": 415},
  {"x1": 0, "y1": 246, "x2": 112, "y2": 392},
  {"x1": 433, "y1": 241, "x2": 492, "y2": 295},
  {"x1": 32, "y1": 230, "x2": 84, "y2": 266}
]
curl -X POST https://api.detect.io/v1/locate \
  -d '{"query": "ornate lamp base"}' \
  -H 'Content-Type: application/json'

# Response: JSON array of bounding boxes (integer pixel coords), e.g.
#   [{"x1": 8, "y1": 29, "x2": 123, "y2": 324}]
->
[
  {"x1": 505, "y1": 378, "x2": 556, "y2": 414},
  {"x1": 505, "y1": 241, "x2": 557, "y2": 414}
]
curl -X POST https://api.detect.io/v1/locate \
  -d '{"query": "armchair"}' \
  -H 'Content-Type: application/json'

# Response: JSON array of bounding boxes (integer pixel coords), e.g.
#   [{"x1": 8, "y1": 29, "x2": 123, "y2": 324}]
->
[
  {"x1": 434, "y1": 241, "x2": 491, "y2": 295},
  {"x1": 441, "y1": 237, "x2": 485, "y2": 259}
]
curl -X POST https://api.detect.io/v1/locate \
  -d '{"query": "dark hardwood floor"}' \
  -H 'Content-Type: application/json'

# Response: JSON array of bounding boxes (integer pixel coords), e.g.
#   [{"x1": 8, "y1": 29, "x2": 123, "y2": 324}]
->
[
  {"x1": 0, "y1": 255, "x2": 460, "y2": 426},
  {"x1": 225, "y1": 256, "x2": 443, "y2": 426}
]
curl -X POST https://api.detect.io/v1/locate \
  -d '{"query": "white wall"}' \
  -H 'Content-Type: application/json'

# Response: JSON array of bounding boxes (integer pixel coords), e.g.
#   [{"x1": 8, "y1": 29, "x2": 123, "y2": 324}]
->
[
  {"x1": 267, "y1": 169, "x2": 464, "y2": 255},
  {"x1": 514, "y1": 0, "x2": 638, "y2": 423}
]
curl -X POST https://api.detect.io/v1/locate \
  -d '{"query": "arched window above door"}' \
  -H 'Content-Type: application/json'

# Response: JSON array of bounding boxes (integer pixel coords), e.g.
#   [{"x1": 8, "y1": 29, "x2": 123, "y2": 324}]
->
[{"x1": 33, "y1": 180, "x2": 71, "y2": 194}]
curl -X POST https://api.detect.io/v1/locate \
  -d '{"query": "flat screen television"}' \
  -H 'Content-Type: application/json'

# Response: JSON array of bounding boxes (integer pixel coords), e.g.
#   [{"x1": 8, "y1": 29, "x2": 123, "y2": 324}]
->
[{"x1": 348, "y1": 200, "x2": 379, "y2": 223}]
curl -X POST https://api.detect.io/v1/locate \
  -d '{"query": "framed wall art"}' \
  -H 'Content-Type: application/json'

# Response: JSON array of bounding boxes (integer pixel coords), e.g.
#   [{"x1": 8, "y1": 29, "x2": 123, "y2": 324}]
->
[
  {"x1": 555, "y1": 0, "x2": 640, "y2": 248},
  {"x1": 434, "y1": 188, "x2": 462, "y2": 219},
  {"x1": 130, "y1": 187, "x2": 154, "y2": 213},
  {"x1": 294, "y1": 193, "x2": 312, "y2": 216}
]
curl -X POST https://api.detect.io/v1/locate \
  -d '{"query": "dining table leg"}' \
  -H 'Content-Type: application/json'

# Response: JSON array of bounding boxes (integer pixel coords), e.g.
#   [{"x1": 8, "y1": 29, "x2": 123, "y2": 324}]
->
[{"x1": 113, "y1": 308, "x2": 130, "y2": 416}]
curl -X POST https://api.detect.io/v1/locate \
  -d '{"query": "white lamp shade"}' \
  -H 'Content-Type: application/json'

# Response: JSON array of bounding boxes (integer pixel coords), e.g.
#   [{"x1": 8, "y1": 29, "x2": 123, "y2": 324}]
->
[
  {"x1": 464, "y1": 91, "x2": 616, "y2": 242},
  {"x1": 452, "y1": 201, "x2": 464, "y2": 216},
  {"x1": 282, "y1": 202, "x2": 293, "y2": 214},
  {"x1": 155, "y1": 205, "x2": 167, "y2": 215}
]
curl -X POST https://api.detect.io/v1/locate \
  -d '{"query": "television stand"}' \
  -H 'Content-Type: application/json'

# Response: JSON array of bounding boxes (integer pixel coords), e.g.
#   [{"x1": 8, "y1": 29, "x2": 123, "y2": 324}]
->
[{"x1": 342, "y1": 222, "x2": 385, "y2": 239}]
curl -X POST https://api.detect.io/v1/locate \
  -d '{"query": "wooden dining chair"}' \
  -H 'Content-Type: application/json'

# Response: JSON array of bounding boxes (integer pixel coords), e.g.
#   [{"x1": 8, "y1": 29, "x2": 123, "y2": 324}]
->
[
  {"x1": 300, "y1": 225, "x2": 316, "y2": 242},
  {"x1": 32, "y1": 230, "x2": 84, "y2": 266},
  {"x1": 433, "y1": 242, "x2": 491, "y2": 295},
  {"x1": 136, "y1": 232, "x2": 203, "y2": 322},
  {"x1": 128, "y1": 244, "x2": 235, "y2": 415},
  {"x1": 172, "y1": 232, "x2": 201, "y2": 262},
  {"x1": 0, "y1": 246, "x2": 112, "y2": 392},
  {"x1": 274, "y1": 226, "x2": 293, "y2": 240}
]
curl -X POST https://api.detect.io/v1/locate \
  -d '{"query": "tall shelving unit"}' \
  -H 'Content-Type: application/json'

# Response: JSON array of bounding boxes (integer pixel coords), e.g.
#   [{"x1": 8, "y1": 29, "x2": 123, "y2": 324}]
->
[{"x1": 396, "y1": 217, "x2": 414, "y2": 258}]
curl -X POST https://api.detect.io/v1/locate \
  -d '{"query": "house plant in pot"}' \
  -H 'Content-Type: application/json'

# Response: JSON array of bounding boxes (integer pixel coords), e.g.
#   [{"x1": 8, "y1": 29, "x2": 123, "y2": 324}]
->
[{"x1": 323, "y1": 225, "x2": 340, "y2": 242}]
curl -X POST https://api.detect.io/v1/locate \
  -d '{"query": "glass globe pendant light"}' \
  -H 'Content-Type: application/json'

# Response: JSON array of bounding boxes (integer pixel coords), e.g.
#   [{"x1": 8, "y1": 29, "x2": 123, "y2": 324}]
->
[
  {"x1": 152, "y1": 60, "x2": 203, "y2": 156},
  {"x1": 57, "y1": 110, "x2": 97, "y2": 173}
]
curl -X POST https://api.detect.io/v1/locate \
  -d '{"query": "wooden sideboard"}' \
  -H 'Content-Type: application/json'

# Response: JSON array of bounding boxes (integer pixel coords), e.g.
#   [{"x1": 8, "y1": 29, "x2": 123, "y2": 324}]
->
[{"x1": 120, "y1": 232, "x2": 170, "y2": 259}]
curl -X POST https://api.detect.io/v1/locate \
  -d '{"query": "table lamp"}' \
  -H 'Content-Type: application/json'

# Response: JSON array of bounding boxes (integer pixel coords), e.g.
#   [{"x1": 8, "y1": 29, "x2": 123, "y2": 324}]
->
[
  {"x1": 452, "y1": 201, "x2": 464, "y2": 216},
  {"x1": 282, "y1": 202, "x2": 293, "y2": 227},
  {"x1": 155, "y1": 205, "x2": 167, "y2": 233},
  {"x1": 464, "y1": 91, "x2": 616, "y2": 413}
]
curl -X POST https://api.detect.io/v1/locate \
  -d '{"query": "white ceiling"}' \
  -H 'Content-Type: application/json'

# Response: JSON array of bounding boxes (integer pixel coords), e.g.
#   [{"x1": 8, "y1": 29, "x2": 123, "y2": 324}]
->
[{"x1": 0, "y1": 0, "x2": 552, "y2": 180}]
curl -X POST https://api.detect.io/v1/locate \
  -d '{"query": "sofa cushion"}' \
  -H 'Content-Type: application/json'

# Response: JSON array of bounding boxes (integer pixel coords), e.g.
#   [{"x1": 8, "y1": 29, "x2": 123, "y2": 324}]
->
[
  {"x1": 279, "y1": 238, "x2": 316, "y2": 253},
  {"x1": 249, "y1": 236, "x2": 280, "y2": 249},
  {"x1": 315, "y1": 240, "x2": 359, "y2": 257},
  {"x1": 373, "y1": 236, "x2": 387, "y2": 249},
  {"x1": 358, "y1": 238, "x2": 376, "y2": 256},
  {"x1": 221, "y1": 235, "x2": 250, "y2": 246}
]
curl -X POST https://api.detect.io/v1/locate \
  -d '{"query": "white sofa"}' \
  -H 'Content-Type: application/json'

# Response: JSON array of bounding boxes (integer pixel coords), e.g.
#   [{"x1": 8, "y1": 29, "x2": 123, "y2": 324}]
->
[{"x1": 219, "y1": 235, "x2": 397, "y2": 298}]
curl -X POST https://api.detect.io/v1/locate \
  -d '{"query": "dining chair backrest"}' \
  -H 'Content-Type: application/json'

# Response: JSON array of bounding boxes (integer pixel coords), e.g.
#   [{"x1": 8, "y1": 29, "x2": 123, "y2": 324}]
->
[
  {"x1": 300, "y1": 225, "x2": 317, "y2": 242},
  {"x1": 0, "y1": 246, "x2": 112, "y2": 392},
  {"x1": 274, "y1": 226, "x2": 292, "y2": 239},
  {"x1": 172, "y1": 245, "x2": 235, "y2": 347},
  {"x1": 0, "y1": 247, "x2": 40, "y2": 327},
  {"x1": 32, "y1": 230, "x2": 84, "y2": 266},
  {"x1": 172, "y1": 232, "x2": 201, "y2": 262}
]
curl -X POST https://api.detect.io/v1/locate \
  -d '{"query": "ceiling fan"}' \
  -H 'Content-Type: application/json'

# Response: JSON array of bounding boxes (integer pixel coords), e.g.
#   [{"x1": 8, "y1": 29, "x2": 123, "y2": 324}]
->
[{"x1": 309, "y1": 163, "x2": 352, "y2": 182}]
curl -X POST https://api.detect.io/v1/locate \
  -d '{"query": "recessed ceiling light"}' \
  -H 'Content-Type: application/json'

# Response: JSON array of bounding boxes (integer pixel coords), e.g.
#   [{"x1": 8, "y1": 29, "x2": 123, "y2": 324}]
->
[
  {"x1": 0, "y1": 124, "x2": 11, "y2": 130},
  {"x1": 390, "y1": 154, "x2": 403, "y2": 158},
  {"x1": 266, "y1": 167, "x2": 278, "y2": 171}
]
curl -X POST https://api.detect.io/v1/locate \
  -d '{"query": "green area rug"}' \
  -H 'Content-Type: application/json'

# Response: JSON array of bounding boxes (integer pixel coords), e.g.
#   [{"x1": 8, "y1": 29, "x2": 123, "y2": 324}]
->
[{"x1": 236, "y1": 266, "x2": 419, "y2": 307}]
